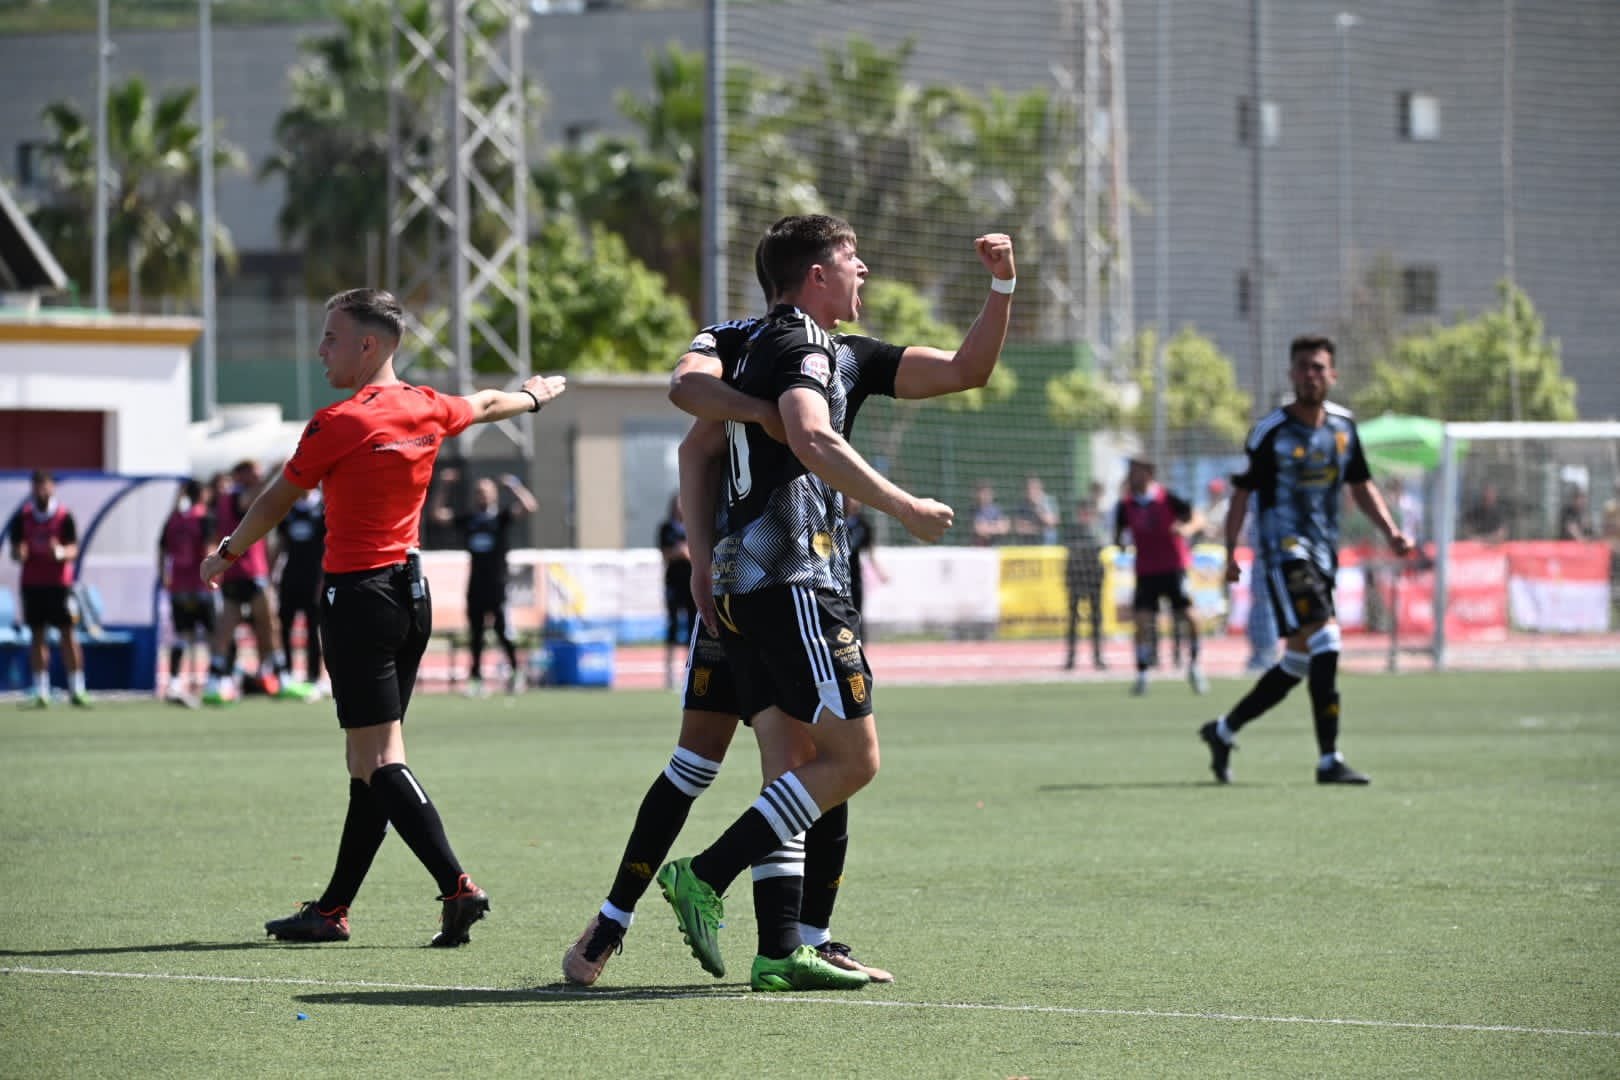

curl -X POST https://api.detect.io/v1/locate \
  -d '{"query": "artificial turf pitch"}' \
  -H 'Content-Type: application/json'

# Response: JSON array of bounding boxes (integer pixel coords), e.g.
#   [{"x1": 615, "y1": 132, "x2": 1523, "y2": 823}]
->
[{"x1": 2, "y1": 671, "x2": 1617, "y2": 1078}]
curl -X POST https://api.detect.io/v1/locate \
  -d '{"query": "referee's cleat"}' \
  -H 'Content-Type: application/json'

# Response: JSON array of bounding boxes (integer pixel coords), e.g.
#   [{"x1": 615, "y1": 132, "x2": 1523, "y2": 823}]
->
[
  {"x1": 430, "y1": 874, "x2": 490, "y2": 947},
  {"x1": 1317, "y1": 760, "x2": 1371, "y2": 785},
  {"x1": 562, "y1": 912, "x2": 626, "y2": 986},
  {"x1": 656, "y1": 857, "x2": 726, "y2": 977},
  {"x1": 750, "y1": 945, "x2": 870, "y2": 992},
  {"x1": 815, "y1": 940, "x2": 894, "y2": 983},
  {"x1": 266, "y1": 901, "x2": 350, "y2": 943},
  {"x1": 1198, "y1": 720, "x2": 1235, "y2": 784}
]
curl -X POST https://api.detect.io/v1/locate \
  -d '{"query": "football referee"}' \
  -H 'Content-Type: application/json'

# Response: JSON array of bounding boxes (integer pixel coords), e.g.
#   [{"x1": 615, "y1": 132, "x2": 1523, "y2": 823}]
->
[{"x1": 200, "y1": 288, "x2": 566, "y2": 946}]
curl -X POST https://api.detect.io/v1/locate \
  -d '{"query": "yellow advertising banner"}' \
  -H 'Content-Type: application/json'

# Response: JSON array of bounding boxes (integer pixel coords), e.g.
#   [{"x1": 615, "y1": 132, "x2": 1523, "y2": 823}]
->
[{"x1": 997, "y1": 546, "x2": 1125, "y2": 639}]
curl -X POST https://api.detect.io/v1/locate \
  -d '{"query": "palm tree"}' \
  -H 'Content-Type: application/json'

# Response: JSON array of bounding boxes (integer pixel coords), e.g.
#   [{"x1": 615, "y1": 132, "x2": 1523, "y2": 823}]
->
[{"x1": 30, "y1": 76, "x2": 244, "y2": 309}]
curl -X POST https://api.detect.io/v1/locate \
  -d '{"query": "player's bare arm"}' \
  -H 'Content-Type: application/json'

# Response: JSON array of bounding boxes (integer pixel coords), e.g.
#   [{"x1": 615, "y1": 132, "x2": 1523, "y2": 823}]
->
[
  {"x1": 892, "y1": 233, "x2": 1016, "y2": 400},
  {"x1": 1350, "y1": 481, "x2": 1414, "y2": 557},
  {"x1": 669, "y1": 352, "x2": 787, "y2": 444},
  {"x1": 677, "y1": 418, "x2": 727, "y2": 633},
  {"x1": 1223, "y1": 487, "x2": 1252, "y2": 583},
  {"x1": 779, "y1": 386, "x2": 954, "y2": 543},
  {"x1": 200, "y1": 473, "x2": 305, "y2": 588},
  {"x1": 502, "y1": 473, "x2": 539, "y2": 516}
]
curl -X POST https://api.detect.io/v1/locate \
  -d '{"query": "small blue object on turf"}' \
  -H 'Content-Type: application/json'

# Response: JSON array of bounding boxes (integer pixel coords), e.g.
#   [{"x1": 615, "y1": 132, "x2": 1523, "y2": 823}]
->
[{"x1": 296, "y1": 1013, "x2": 308, "y2": 1020}]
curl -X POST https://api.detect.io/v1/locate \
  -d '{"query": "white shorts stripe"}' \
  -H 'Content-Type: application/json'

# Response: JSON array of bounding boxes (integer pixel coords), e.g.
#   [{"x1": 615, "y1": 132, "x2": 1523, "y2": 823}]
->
[{"x1": 791, "y1": 587, "x2": 836, "y2": 687}]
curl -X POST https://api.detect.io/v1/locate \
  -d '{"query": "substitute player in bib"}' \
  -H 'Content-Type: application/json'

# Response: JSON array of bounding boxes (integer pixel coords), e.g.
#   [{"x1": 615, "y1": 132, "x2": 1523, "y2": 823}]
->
[
  {"x1": 8, "y1": 470, "x2": 90, "y2": 708},
  {"x1": 1198, "y1": 335, "x2": 1411, "y2": 785},
  {"x1": 200, "y1": 288, "x2": 566, "y2": 946},
  {"x1": 1114, "y1": 458, "x2": 1207, "y2": 696},
  {"x1": 203, "y1": 460, "x2": 299, "y2": 703},
  {"x1": 160, "y1": 479, "x2": 216, "y2": 705}
]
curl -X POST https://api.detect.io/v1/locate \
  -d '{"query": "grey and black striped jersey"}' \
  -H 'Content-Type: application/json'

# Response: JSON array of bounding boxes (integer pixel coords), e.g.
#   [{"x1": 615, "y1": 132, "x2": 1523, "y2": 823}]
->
[
  {"x1": 709, "y1": 304, "x2": 903, "y2": 595},
  {"x1": 1234, "y1": 401, "x2": 1371, "y2": 572}
]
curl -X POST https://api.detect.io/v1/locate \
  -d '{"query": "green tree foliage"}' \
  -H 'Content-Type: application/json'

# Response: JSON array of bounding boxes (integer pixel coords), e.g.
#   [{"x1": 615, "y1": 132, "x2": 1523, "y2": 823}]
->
[
  {"x1": 264, "y1": 0, "x2": 538, "y2": 297},
  {"x1": 29, "y1": 77, "x2": 245, "y2": 306},
  {"x1": 1046, "y1": 327, "x2": 1250, "y2": 444},
  {"x1": 479, "y1": 218, "x2": 695, "y2": 374},
  {"x1": 534, "y1": 43, "x2": 815, "y2": 321},
  {"x1": 1353, "y1": 283, "x2": 1576, "y2": 422}
]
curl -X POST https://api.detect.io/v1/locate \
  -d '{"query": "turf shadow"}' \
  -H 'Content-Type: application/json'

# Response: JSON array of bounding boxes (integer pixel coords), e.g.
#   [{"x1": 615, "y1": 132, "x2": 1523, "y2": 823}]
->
[
  {"x1": 0, "y1": 941, "x2": 400, "y2": 957},
  {"x1": 1035, "y1": 780, "x2": 1267, "y2": 792},
  {"x1": 295, "y1": 984, "x2": 747, "y2": 1008}
]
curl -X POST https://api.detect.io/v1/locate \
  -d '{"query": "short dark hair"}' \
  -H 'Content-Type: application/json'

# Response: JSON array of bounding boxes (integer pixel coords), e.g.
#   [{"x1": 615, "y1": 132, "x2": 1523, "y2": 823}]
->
[
  {"x1": 326, "y1": 288, "x2": 405, "y2": 341},
  {"x1": 759, "y1": 215, "x2": 857, "y2": 298},
  {"x1": 1289, "y1": 334, "x2": 1336, "y2": 365},
  {"x1": 753, "y1": 236, "x2": 774, "y2": 306},
  {"x1": 182, "y1": 479, "x2": 203, "y2": 502},
  {"x1": 30, "y1": 468, "x2": 52, "y2": 485}
]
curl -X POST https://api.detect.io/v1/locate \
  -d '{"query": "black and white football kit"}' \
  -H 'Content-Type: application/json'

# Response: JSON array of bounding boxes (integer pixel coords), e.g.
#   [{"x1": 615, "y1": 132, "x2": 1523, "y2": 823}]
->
[{"x1": 707, "y1": 304, "x2": 903, "y2": 724}]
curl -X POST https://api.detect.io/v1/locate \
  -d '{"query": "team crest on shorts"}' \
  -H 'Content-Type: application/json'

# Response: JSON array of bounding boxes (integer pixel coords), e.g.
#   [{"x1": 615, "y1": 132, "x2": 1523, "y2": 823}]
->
[
  {"x1": 846, "y1": 673, "x2": 867, "y2": 704},
  {"x1": 836, "y1": 627, "x2": 855, "y2": 645},
  {"x1": 692, "y1": 667, "x2": 711, "y2": 696}
]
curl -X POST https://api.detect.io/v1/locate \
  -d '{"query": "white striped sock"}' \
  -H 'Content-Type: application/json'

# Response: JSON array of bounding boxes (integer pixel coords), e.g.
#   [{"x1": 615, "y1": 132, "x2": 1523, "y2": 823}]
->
[
  {"x1": 752, "y1": 772, "x2": 822, "y2": 845},
  {"x1": 663, "y1": 747, "x2": 721, "y2": 798}
]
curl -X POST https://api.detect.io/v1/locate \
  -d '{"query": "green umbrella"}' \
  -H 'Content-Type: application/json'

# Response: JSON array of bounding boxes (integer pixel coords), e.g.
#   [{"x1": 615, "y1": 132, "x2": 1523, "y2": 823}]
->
[{"x1": 1357, "y1": 413, "x2": 1462, "y2": 473}]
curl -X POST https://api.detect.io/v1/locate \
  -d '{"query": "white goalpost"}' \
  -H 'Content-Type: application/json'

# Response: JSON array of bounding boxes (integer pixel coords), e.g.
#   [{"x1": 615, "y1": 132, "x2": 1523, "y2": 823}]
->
[{"x1": 1430, "y1": 421, "x2": 1620, "y2": 669}]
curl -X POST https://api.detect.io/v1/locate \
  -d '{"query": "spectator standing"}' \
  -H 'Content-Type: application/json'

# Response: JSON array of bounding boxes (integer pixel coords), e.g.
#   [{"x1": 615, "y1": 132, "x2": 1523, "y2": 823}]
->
[
  {"x1": 276, "y1": 487, "x2": 328, "y2": 694},
  {"x1": 1062, "y1": 497, "x2": 1108, "y2": 670},
  {"x1": 1011, "y1": 475, "x2": 1059, "y2": 544},
  {"x1": 971, "y1": 482, "x2": 1010, "y2": 546},
  {"x1": 657, "y1": 493, "x2": 697, "y2": 688}
]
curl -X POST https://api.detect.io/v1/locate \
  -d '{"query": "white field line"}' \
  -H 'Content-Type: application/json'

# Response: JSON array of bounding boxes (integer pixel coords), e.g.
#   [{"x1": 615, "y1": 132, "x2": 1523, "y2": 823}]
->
[{"x1": 2, "y1": 965, "x2": 1616, "y2": 1039}]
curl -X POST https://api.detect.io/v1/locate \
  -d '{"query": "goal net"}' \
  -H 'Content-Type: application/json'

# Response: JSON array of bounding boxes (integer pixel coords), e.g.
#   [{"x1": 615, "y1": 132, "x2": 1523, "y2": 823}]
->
[{"x1": 1419, "y1": 422, "x2": 1620, "y2": 670}]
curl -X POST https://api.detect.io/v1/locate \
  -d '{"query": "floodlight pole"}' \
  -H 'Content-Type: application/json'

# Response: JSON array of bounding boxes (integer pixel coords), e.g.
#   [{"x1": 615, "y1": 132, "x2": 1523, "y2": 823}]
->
[
  {"x1": 702, "y1": 0, "x2": 727, "y2": 324},
  {"x1": 93, "y1": 0, "x2": 111, "y2": 311},
  {"x1": 199, "y1": 0, "x2": 218, "y2": 421},
  {"x1": 1151, "y1": 0, "x2": 1171, "y2": 466}
]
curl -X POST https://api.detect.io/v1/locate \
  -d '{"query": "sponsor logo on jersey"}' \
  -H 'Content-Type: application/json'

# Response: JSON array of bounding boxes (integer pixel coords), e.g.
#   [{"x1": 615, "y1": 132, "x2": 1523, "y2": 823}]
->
[
  {"x1": 692, "y1": 667, "x2": 711, "y2": 696},
  {"x1": 846, "y1": 673, "x2": 867, "y2": 704},
  {"x1": 811, "y1": 531, "x2": 834, "y2": 559},
  {"x1": 836, "y1": 627, "x2": 855, "y2": 645},
  {"x1": 801, "y1": 352, "x2": 832, "y2": 386}
]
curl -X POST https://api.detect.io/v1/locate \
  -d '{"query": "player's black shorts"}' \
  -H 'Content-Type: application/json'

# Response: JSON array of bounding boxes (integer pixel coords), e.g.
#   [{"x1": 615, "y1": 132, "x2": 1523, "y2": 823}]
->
[
  {"x1": 220, "y1": 577, "x2": 268, "y2": 607},
  {"x1": 465, "y1": 578, "x2": 506, "y2": 624},
  {"x1": 715, "y1": 585, "x2": 874, "y2": 724},
  {"x1": 278, "y1": 573, "x2": 321, "y2": 612},
  {"x1": 681, "y1": 619, "x2": 738, "y2": 717},
  {"x1": 321, "y1": 561, "x2": 431, "y2": 729},
  {"x1": 1133, "y1": 570, "x2": 1191, "y2": 612},
  {"x1": 1266, "y1": 557, "x2": 1336, "y2": 633},
  {"x1": 21, "y1": 585, "x2": 76, "y2": 630},
  {"x1": 170, "y1": 591, "x2": 217, "y2": 635}
]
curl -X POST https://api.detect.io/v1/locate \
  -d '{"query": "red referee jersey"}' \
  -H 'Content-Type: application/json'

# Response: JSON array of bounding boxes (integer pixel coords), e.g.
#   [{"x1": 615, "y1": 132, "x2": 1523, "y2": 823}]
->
[{"x1": 283, "y1": 382, "x2": 474, "y2": 574}]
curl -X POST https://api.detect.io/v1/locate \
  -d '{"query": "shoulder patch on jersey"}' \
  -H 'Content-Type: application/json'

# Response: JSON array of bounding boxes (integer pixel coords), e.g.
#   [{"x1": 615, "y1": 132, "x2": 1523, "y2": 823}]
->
[
  {"x1": 801, "y1": 352, "x2": 832, "y2": 386},
  {"x1": 1325, "y1": 401, "x2": 1355, "y2": 419},
  {"x1": 690, "y1": 332, "x2": 717, "y2": 351}
]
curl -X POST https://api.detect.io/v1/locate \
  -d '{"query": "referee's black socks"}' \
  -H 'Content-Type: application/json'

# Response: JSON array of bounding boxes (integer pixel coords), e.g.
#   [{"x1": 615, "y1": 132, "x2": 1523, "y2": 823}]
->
[
  {"x1": 318, "y1": 777, "x2": 389, "y2": 911},
  {"x1": 369, "y1": 763, "x2": 464, "y2": 897}
]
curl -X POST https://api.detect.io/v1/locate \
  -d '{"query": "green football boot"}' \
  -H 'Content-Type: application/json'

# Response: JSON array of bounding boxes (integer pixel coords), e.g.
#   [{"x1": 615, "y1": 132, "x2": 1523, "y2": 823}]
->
[
  {"x1": 750, "y1": 945, "x2": 871, "y2": 992},
  {"x1": 655, "y1": 858, "x2": 726, "y2": 977}
]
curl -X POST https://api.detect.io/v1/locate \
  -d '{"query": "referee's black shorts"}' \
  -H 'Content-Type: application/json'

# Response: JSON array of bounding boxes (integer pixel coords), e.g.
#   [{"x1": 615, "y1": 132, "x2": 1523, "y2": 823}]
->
[
  {"x1": 716, "y1": 585, "x2": 873, "y2": 725},
  {"x1": 321, "y1": 563, "x2": 431, "y2": 729}
]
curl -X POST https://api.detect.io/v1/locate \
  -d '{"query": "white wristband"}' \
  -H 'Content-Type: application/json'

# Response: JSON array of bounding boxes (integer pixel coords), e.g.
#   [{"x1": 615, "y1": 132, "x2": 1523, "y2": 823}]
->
[{"x1": 990, "y1": 276, "x2": 1016, "y2": 295}]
